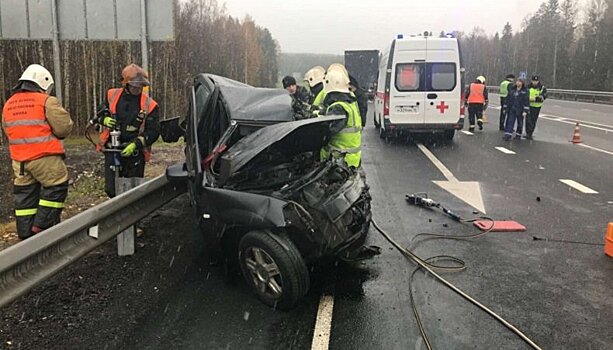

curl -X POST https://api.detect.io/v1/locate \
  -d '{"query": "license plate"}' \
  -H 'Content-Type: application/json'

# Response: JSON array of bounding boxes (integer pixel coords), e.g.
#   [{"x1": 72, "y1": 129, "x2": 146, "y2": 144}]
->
[{"x1": 395, "y1": 105, "x2": 418, "y2": 113}]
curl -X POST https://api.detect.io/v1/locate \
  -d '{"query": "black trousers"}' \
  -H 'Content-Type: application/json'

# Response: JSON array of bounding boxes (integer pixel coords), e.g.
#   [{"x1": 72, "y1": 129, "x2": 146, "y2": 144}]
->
[
  {"x1": 526, "y1": 106, "x2": 541, "y2": 136},
  {"x1": 14, "y1": 181, "x2": 68, "y2": 239},
  {"x1": 104, "y1": 151, "x2": 146, "y2": 198},
  {"x1": 467, "y1": 103, "x2": 483, "y2": 127},
  {"x1": 499, "y1": 97, "x2": 507, "y2": 130}
]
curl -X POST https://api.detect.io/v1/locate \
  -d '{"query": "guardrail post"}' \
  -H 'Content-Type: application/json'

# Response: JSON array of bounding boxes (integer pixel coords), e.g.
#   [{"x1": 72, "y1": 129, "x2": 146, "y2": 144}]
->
[{"x1": 116, "y1": 177, "x2": 145, "y2": 256}]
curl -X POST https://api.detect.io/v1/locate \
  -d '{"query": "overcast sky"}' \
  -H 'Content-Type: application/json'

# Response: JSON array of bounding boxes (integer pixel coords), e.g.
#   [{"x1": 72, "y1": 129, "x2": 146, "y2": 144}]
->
[{"x1": 220, "y1": 0, "x2": 588, "y2": 54}]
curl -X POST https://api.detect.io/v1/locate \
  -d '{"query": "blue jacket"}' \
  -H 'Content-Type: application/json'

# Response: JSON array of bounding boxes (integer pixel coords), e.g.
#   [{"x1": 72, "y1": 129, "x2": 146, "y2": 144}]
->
[{"x1": 505, "y1": 85, "x2": 530, "y2": 115}]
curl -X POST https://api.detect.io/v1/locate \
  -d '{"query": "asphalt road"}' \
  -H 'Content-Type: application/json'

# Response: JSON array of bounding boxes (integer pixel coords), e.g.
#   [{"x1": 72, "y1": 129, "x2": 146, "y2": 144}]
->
[
  {"x1": 2, "y1": 98, "x2": 611, "y2": 350},
  {"x1": 126, "y1": 99, "x2": 612, "y2": 349}
]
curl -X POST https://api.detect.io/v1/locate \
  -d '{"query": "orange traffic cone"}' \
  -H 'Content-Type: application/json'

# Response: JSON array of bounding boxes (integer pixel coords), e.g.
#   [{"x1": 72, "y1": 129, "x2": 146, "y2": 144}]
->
[
  {"x1": 605, "y1": 223, "x2": 613, "y2": 258},
  {"x1": 570, "y1": 122, "x2": 582, "y2": 144}
]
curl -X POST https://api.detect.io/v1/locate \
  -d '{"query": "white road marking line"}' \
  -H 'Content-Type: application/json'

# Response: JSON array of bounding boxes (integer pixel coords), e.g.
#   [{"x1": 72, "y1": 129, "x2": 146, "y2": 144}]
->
[
  {"x1": 540, "y1": 115, "x2": 613, "y2": 132},
  {"x1": 559, "y1": 179, "x2": 599, "y2": 194},
  {"x1": 578, "y1": 143, "x2": 613, "y2": 156},
  {"x1": 540, "y1": 113, "x2": 613, "y2": 129},
  {"x1": 417, "y1": 143, "x2": 486, "y2": 213},
  {"x1": 311, "y1": 295, "x2": 334, "y2": 350},
  {"x1": 461, "y1": 130, "x2": 474, "y2": 135},
  {"x1": 495, "y1": 147, "x2": 516, "y2": 154},
  {"x1": 416, "y1": 143, "x2": 457, "y2": 181}
]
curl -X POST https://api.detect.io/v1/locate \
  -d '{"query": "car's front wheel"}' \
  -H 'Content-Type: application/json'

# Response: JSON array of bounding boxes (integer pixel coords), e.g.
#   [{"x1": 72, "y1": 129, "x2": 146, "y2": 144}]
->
[{"x1": 238, "y1": 230, "x2": 309, "y2": 310}]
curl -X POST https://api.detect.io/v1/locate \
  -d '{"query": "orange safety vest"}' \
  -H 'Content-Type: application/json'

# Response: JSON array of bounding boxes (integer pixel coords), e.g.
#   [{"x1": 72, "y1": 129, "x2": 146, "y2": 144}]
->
[
  {"x1": 98, "y1": 88, "x2": 158, "y2": 162},
  {"x1": 467, "y1": 83, "x2": 485, "y2": 104},
  {"x1": 2, "y1": 92, "x2": 64, "y2": 162}
]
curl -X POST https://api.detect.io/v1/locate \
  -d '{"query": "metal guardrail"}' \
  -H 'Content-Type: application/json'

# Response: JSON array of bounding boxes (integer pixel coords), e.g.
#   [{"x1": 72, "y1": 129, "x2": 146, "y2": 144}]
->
[
  {"x1": 0, "y1": 174, "x2": 187, "y2": 308},
  {"x1": 487, "y1": 86, "x2": 613, "y2": 104}
]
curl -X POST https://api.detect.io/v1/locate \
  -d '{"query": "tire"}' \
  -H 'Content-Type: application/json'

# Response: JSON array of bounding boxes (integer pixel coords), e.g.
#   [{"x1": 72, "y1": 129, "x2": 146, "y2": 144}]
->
[
  {"x1": 443, "y1": 129, "x2": 455, "y2": 140},
  {"x1": 238, "y1": 230, "x2": 309, "y2": 310},
  {"x1": 379, "y1": 124, "x2": 387, "y2": 139}
]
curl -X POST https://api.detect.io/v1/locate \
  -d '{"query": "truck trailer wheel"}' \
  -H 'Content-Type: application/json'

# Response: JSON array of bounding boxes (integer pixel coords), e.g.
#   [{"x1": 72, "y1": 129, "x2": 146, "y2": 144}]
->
[
  {"x1": 238, "y1": 230, "x2": 309, "y2": 310},
  {"x1": 443, "y1": 129, "x2": 455, "y2": 140}
]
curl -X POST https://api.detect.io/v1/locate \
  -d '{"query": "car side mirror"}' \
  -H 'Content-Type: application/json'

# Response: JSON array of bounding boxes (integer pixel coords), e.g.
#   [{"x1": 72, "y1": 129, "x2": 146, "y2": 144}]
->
[
  {"x1": 160, "y1": 116, "x2": 185, "y2": 143},
  {"x1": 165, "y1": 163, "x2": 188, "y2": 183}
]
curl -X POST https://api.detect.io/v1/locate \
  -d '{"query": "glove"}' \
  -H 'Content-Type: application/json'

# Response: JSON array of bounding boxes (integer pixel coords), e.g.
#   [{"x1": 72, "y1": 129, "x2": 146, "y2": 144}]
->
[
  {"x1": 535, "y1": 96, "x2": 544, "y2": 103},
  {"x1": 120, "y1": 142, "x2": 137, "y2": 157},
  {"x1": 103, "y1": 117, "x2": 116, "y2": 128}
]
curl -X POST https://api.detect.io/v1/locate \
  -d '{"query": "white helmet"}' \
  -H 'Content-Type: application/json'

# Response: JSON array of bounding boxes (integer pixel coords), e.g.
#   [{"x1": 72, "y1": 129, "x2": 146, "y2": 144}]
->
[
  {"x1": 19, "y1": 64, "x2": 54, "y2": 91},
  {"x1": 327, "y1": 63, "x2": 348, "y2": 76},
  {"x1": 304, "y1": 66, "x2": 325, "y2": 87},
  {"x1": 476, "y1": 75, "x2": 486, "y2": 84},
  {"x1": 324, "y1": 69, "x2": 350, "y2": 94}
]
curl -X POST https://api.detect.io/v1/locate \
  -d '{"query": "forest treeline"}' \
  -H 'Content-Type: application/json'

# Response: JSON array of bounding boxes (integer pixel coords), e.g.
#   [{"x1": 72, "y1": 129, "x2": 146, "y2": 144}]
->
[
  {"x1": 278, "y1": 53, "x2": 343, "y2": 82},
  {"x1": 0, "y1": 0, "x2": 279, "y2": 134},
  {"x1": 459, "y1": 0, "x2": 613, "y2": 91}
]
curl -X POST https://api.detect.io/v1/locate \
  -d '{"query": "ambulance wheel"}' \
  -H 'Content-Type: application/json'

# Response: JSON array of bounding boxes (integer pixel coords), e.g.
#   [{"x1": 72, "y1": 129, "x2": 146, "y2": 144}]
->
[
  {"x1": 238, "y1": 230, "x2": 309, "y2": 310},
  {"x1": 379, "y1": 125, "x2": 388, "y2": 139}
]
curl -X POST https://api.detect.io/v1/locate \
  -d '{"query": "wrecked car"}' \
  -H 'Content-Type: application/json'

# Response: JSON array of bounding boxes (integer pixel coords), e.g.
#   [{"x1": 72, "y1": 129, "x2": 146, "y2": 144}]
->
[{"x1": 162, "y1": 74, "x2": 376, "y2": 309}]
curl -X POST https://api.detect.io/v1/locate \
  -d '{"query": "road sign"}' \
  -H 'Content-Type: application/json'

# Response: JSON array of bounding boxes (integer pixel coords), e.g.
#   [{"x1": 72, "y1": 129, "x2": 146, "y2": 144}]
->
[
  {"x1": 0, "y1": 0, "x2": 174, "y2": 41},
  {"x1": 0, "y1": 0, "x2": 174, "y2": 103}
]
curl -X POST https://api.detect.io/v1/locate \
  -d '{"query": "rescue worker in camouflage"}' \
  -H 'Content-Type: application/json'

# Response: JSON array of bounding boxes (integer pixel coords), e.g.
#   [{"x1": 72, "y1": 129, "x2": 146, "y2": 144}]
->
[
  {"x1": 91, "y1": 64, "x2": 160, "y2": 198},
  {"x1": 1, "y1": 64, "x2": 74, "y2": 240},
  {"x1": 320, "y1": 68, "x2": 362, "y2": 168},
  {"x1": 525, "y1": 75, "x2": 548, "y2": 140}
]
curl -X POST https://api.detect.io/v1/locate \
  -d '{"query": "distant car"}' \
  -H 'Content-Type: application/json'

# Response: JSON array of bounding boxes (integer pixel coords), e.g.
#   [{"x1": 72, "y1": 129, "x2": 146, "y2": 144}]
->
[{"x1": 161, "y1": 74, "x2": 377, "y2": 309}]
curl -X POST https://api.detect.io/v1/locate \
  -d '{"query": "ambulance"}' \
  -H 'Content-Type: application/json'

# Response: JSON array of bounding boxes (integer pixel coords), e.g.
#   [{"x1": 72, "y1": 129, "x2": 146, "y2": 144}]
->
[{"x1": 374, "y1": 34, "x2": 465, "y2": 139}]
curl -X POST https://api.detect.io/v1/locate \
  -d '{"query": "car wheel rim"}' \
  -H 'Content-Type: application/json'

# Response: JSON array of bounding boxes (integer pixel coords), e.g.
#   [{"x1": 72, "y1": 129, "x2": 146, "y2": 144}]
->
[{"x1": 244, "y1": 247, "x2": 283, "y2": 298}]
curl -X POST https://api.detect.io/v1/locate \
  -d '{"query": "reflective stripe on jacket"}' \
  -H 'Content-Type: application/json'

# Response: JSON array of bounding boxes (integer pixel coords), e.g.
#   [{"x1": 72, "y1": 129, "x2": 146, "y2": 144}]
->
[
  {"x1": 312, "y1": 89, "x2": 327, "y2": 114},
  {"x1": 98, "y1": 88, "x2": 158, "y2": 160},
  {"x1": 529, "y1": 87, "x2": 544, "y2": 108},
  {"x1": 467, "y1": 83, "x2": 486, "y2": 104},
  {"x1": 500, "y1": 80, "x2": 511, "y2": 98},
  {"x1": 2, "y1": 92, "x2": 64, "y2": 162},
  {"x1": 321, "y1": 100, "x2": 362, "y2": 168}
]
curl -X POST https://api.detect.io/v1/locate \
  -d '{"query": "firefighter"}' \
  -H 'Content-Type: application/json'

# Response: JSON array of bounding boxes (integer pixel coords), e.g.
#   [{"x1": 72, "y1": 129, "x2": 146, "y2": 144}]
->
[
  {"x1": 503, "y1": 78, "x2": 530, "y2": 141},
  {"x1": 304, "y1": 66, "x2": 326, "y2": 113},
  {"x1": 499, "y1": 74, "x2": 515, "y2": 131},
  {"x1": 526, "y1": 75, "x2": 548, "y2": 140},
  {"x1": 320, "y1": 69, "x2": 362, "y2": 168},
  {"x1": 1, "y1": 64, "x2": 74, "y2": 240},
  {"x1": 92, "y1": 64, "x2": 160, "y2": 198},
  {"x1": 464, "y1": 76, "x2": 489, "y2": 132}
]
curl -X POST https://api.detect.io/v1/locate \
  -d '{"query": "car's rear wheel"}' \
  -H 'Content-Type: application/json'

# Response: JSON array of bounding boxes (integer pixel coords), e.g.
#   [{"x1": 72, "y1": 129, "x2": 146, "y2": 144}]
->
[{"x1": 238, "y1": 230, "x2": 309, "y2": 310}]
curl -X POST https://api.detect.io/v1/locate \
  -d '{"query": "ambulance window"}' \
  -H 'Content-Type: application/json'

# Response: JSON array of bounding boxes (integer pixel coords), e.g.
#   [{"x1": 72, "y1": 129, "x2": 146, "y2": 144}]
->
[
  {"x1": 395, "y1": 64, "x2": 423, "y2": 91},
  {"x1": 428, "y1": 63, "x2": 456, "y2": 91}
]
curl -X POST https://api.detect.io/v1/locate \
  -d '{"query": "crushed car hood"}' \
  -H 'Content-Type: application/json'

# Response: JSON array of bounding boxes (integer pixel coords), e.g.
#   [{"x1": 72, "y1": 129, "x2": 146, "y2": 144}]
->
[{"x1": 218, "y1": 115, "x2": 345, "y2": 180}]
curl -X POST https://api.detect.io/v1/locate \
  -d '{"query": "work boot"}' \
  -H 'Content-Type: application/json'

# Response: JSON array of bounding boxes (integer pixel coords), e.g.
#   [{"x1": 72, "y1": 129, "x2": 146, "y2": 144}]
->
[
  {"x1": 468, "y1": 125, "x2": 475, "y2": 132},
  {"x1": 514, "y1": 134, "x2": 522, "y2": 140},
  {"x1": 525, "y1": 134, "x2": 533, "y2": 140},
  {"x1": 477, "y1": 119, "x2": 483, "y2": 130},
  {"x1": 503, "y1": 134, "x2": 512, "y2": 141}
]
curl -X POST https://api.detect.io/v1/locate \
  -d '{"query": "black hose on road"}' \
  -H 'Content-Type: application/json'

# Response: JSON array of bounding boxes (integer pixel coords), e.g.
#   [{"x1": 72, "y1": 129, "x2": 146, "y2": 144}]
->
[{"x1": 371, "y1": 218, "x2": 543, "y2": 350}]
